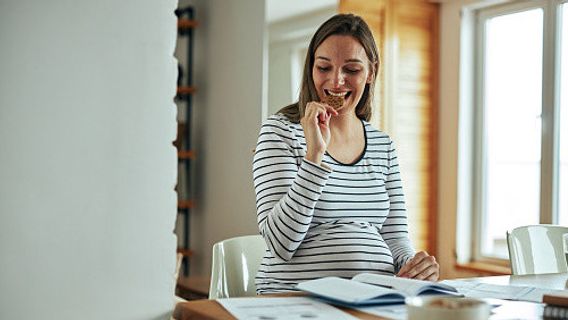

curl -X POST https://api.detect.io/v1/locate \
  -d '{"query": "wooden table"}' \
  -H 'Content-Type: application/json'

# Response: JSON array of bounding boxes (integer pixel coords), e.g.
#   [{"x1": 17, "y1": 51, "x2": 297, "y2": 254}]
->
[
  {"x1": 173, "y1": 273, "x2": 568, "y2": 320},
  {"x1": 173, "y1": 293, "x2": 380, "y2": 320},
  {"x1": 177, "y1": 276, "x2": 210, "y2": 300}
]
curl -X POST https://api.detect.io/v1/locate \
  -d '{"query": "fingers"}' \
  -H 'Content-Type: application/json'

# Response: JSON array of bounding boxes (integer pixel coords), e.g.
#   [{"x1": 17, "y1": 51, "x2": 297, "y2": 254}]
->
[
  {"x1": 305, "y1": 102, "x2": 338, "y2": 121},
  {"x1": 317, "y1": 110, "x2": 330, "y2": 124},
  {"x1": 324, "y1": 104, "x2": 339, "y2": 116},
  {"x1": 303, "y1": 102, "x2": 338, "y2": 133},
  {"x1": 412, "y1": 261, "x2": 439, "y2": 281},
  {"x1": 397, "y1": 251, "x2": 427, "y2": 277},
  {"x1": 397, "y1": 251, "x2": 439, "y2": 281},
  {"x1": 425, "y1": 269, "x2": 439, "y2": 281},
  {"x1": 301, "y1": 102, "x2": 337, "y2": 164},
  {"x1": 396, "y1": 262, "x2": 412, "y2": 278}
]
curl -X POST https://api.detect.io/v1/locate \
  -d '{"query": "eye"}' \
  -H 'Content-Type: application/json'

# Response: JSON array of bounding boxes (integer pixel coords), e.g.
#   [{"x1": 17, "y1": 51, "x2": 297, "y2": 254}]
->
[
  {"x1": 344, "y1": 68, "x2": 361, "y2": 74},
  {"x1": 316, "y1": 66, "x2": 331, "y2": 72}
]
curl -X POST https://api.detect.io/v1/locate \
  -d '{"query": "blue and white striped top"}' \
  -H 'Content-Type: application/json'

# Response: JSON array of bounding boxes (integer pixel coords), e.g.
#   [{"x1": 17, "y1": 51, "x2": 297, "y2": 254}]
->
[{"x1": 252, "y1": 114, "x2": 415, "y2": 294}]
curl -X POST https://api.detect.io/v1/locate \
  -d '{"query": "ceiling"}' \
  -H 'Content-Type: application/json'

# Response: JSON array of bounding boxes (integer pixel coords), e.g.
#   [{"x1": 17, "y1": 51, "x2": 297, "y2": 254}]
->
[{"x1": 265, "y1": 0, "x2": 338, "y2": 23}]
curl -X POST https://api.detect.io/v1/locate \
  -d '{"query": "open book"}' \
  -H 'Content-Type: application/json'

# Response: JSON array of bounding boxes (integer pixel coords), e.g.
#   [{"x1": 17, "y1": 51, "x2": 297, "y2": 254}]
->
[{"x1": 297, "y1": 273, "x2": 461, "y2": 307}]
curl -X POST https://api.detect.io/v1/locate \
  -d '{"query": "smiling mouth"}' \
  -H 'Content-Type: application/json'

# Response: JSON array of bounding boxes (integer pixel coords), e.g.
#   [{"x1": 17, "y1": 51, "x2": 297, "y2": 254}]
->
[{"x1": 324, "y1": 89, "x2": 351, "y2": 99}]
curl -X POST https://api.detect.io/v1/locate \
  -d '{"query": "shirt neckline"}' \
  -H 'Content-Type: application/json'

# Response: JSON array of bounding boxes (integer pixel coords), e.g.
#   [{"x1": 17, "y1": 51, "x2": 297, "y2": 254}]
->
[{"x1": 325, "y1": 120, "x2": 367, "y2": 166}]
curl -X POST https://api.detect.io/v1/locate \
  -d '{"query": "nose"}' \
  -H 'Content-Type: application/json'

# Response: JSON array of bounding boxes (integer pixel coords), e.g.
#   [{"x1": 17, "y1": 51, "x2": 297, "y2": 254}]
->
[{"x1": 331, "y1": 70, "x2": 345, "y2": 87}]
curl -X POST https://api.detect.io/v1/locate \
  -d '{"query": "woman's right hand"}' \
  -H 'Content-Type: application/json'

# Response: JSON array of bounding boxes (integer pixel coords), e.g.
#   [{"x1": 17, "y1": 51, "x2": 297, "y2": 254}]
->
[{"x1": 300, "y1": 102, "x2": 338, "y2": 165}]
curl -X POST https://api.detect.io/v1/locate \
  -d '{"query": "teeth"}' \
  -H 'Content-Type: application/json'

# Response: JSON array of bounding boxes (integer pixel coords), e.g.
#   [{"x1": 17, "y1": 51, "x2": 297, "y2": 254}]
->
[{"x1": 327, "y1": 91, "x2": 348, "y2": 97}]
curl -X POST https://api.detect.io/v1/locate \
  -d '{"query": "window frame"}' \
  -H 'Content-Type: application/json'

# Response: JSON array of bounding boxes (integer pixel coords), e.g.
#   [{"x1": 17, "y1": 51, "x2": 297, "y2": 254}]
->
[{"x1": 472, "y1": 0, "x2": 565, "y2": 263}]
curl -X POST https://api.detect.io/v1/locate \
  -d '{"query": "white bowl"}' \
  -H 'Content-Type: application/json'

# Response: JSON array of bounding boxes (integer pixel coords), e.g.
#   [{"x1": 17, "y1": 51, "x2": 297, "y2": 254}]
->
[{"x1": 405, "y1": 296, "x2": 490, "y2": 320}]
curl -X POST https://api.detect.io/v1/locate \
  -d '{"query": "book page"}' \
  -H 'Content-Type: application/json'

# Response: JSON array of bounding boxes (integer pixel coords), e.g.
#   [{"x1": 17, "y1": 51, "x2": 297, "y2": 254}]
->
[
  {"x1": 297, "y1": 276, "x2": 402, "y2": 304},
  {"x1": 352, "y1": 273, "x2": 457, "y2": 296}
]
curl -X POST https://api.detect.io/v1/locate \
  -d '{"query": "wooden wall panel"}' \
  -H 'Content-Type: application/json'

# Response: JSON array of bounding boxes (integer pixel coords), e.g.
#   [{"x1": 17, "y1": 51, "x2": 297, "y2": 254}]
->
[
  {"x1": 339, "y1": 0, "x2": 439, "y2": 255},
  {"x1": 338, "y1": 0, "x2": 388, "y2": 129}
]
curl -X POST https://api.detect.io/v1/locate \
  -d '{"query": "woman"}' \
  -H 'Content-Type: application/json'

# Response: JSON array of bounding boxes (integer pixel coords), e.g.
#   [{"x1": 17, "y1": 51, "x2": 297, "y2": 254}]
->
[{"x1": 252, "y1": 13, "x2": 438, "y2": 294}]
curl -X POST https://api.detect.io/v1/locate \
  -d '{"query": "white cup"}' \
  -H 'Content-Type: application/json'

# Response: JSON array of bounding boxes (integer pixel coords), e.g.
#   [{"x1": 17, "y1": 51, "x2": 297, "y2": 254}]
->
[{"x1": 405, "y1": 296, "x2": 490, "y2": 320}]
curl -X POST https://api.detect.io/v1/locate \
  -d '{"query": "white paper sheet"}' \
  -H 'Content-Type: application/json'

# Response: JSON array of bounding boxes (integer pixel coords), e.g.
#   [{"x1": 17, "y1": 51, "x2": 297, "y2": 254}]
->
[
  {"x1": 440, "y1": 279, "x2": 566, "y2": 302},
  {"x1": 356, "y1": 304, "x2": 407, "y2": 320},
  {"x1": 217, "y1": 297, "x2": 359, "y2": 320}
]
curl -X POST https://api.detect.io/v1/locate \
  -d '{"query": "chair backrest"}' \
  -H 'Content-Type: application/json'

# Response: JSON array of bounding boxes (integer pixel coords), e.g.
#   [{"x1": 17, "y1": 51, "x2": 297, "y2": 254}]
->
[
  {"x1": 506, "y1": 224, "x2": 568, "y2": 275},
  {"x1": 208, "y1": 235, "x2": 266, "y2": 299}
]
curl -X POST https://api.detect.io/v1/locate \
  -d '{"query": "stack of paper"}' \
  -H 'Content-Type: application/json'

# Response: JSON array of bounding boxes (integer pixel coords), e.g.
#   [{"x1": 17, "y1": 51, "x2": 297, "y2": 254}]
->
[{"x1": 217, "y1": 297, "x2": 359, "y2": 320}]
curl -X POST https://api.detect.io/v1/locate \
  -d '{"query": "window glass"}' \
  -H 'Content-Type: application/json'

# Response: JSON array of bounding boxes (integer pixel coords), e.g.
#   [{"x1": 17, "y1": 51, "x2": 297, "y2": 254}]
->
[{"x1": 481, "y1": 9, "x2": 543, "y2": 258}]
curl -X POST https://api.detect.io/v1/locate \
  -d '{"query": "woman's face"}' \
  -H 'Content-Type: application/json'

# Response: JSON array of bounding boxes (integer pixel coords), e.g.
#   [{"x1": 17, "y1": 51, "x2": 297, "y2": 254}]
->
[{"x1": 312, "y1": 35, "x2": 373, "y2": 115}]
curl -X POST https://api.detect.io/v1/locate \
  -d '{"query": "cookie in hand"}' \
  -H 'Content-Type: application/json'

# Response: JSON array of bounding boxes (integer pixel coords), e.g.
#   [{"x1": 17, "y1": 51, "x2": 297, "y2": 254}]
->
[{"x1": 323, "y1": 94, "x2": 345, "y2": 110}]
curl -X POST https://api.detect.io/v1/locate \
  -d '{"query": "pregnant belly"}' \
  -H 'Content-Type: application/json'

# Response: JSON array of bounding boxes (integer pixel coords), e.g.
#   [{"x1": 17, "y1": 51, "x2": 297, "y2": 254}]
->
[{"x1": 288, "y1": 221, "x2": 396, "y2": 275}]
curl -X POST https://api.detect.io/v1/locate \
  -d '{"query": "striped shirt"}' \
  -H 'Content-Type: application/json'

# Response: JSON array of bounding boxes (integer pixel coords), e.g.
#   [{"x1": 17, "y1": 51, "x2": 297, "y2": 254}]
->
[{"x1": 252, "y1": 114, "x2": 415, "y2": 294}]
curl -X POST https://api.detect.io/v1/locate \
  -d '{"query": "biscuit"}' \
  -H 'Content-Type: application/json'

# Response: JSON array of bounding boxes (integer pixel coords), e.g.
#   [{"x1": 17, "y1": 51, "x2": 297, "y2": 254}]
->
[{"x1": 324, "y1": 95, "x2": 344, "y2": 110}]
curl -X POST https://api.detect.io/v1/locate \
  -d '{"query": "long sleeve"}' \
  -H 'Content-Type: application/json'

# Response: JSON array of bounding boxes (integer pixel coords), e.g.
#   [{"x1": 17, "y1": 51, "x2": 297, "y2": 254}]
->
[
  {"x1": 252, "y1": 117, "x2": 332, "y2": 261},
  {"x1": 382, "y1": 139, "x2": 415, "y2": 272}
]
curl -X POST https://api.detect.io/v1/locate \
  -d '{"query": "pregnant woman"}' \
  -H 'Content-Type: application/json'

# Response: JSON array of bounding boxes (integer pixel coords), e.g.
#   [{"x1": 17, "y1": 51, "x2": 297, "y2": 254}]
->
[{"x1": 252, "y1": 13, "x2": 439, "y2": 294}]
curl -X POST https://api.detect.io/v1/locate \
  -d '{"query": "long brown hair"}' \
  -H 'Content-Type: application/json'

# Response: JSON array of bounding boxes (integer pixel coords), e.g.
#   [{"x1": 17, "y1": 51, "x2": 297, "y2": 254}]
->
[{"x1": 278, "y1": 13, "x2": 379, "y2": 123}]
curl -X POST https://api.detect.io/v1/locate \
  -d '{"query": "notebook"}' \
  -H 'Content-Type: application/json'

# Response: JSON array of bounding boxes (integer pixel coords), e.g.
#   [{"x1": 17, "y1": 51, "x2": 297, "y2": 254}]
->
[{"x1": 297, "y1": 273, "x2": 461, "y2": 307}]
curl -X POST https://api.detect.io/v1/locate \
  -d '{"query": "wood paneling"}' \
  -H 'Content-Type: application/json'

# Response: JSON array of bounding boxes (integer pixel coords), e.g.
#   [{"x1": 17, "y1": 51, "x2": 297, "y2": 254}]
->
[
  {"x1": 338, "y1": 0, "x2": 389, "y2": 129},
  {"x1": 339, "y1": 0, "x2": 439, "y2": 255}
]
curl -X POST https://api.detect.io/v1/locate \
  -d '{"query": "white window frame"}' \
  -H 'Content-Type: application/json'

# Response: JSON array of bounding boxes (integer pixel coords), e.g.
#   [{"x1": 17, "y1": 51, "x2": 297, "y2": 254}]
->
[{"x1": 470, "y1": 0, "x2": 565, "y2": 263}]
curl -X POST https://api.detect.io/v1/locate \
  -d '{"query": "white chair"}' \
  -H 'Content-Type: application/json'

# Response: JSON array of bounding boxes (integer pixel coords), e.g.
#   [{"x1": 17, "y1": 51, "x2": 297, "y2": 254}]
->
[
  {"x1": 208, "y1": 235, "x2": 267, "y2": 299},
  {"x1": 506, "y1": 224, "x2": 568, "y2": 275}
]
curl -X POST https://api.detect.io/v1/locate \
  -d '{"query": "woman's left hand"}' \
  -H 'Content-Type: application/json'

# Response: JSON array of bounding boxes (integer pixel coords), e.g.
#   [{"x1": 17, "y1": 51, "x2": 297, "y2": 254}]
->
[{"x1": 396, "y1": 251, "x2": 439, "y2": 281}]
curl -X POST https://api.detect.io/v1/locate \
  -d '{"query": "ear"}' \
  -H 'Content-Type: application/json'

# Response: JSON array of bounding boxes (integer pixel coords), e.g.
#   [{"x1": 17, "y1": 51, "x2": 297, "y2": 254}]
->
[{"x1": 366, "y1": 61, "x2": 378, "y2": 84}]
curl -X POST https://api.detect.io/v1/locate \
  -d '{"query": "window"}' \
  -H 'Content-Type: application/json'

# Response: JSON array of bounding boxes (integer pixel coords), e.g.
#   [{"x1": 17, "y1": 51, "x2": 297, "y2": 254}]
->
[{"x1": 474, "y1": 0, "x2": 567, "y2": 261}]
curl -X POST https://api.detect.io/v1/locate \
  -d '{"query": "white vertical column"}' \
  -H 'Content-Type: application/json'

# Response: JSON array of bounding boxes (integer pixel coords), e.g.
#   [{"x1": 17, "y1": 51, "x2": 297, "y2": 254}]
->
[{"x1": 0, "y1": 0, "x2": 178, "y2": 319}]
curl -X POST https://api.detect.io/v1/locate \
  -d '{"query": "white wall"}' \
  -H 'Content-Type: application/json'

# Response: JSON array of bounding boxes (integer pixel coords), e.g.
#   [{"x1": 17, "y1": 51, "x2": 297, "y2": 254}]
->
[
  {"x1": 267, "y1": 7, "x2": 337, "y2": 116},
  {"x1": 0, "y1": 1, "x2": 178, "y2": 319},
  {"x1": 266, "y1": 0, "x2": 337, "y2": 23},
  {"x1": 187, "y1": 0, "x2": 267, "y2": 276}
]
